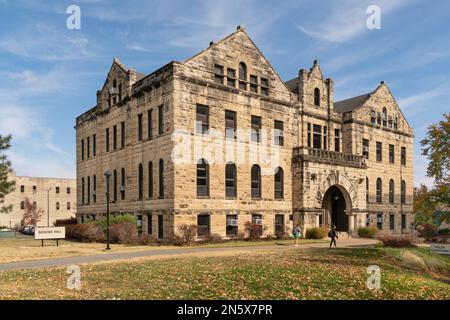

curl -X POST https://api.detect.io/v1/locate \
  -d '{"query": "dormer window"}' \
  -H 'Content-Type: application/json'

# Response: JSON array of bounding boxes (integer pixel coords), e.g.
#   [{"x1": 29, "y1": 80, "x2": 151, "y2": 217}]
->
[
  {"x1": 314, "y1": 88, "x2": 320, "y2": 106},
  {"x1": 377, "y1": 112, "x2": 382, "y2": 125},
  {"x1": 214, "y1": 64, "x2": 224, "y2": 85},
  {"x1": 250, "y1": 75, "x2": 258, "y2": 93},
  {"x1": 239, "y1": 62, "x2": 247, "y2": 90},
  {"x1": 370, "y1": 110, "x2": 376, "y2": 124},
  {"x1": 393, "y1": 116, "x2": 398, "y2": 130},
  {"x1": 227, "y1": 68, "x2": 236, "y2": 88}
]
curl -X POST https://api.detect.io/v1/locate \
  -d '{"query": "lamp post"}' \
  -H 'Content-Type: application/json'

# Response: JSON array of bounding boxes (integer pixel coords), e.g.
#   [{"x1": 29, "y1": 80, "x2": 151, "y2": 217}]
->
[
  {"x1": 104, "y1": 171, "x2": 112, "y2": 251},
  {"x1": 430, "y1": 196, "x2": 440, "y2": 238}
]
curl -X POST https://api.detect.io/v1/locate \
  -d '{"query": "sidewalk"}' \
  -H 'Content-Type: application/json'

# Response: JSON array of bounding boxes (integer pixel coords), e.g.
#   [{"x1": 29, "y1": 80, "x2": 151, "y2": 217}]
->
[{"x1": 0, "y1": 238, "x2": 378, "y2": 272}]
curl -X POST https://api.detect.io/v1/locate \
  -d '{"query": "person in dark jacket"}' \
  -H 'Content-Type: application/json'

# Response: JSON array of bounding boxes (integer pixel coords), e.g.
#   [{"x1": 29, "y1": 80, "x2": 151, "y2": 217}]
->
[{"x1": 329, "y1": 225, "x2": 338, "y2": 248}]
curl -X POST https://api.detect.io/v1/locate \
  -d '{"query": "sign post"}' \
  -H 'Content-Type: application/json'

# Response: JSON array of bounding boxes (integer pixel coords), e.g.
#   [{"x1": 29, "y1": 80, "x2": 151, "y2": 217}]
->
[{"x1": 34, "y1": 226, "x2": 66, "y2": 246}]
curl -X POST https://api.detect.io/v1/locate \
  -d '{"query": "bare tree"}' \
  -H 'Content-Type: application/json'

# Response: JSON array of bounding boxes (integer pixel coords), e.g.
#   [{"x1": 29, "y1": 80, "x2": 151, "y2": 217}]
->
[{"x1": 22, "y1": 197, "x2": 43, "y2": 226}]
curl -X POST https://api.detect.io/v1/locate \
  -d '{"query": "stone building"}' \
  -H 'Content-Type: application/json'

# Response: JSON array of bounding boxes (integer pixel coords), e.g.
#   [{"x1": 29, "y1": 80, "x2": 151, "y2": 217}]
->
[
  {"x1": 75, "y1": 26, "x2": 414, "y2": 239},
  {"x1": 1, "y1": 171, "x2": 76, "y2": 228}
]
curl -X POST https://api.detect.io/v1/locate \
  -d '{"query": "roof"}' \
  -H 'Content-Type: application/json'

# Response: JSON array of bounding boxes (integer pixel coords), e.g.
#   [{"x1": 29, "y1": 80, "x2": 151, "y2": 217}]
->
[
  {"x1": 284, "y1": 77, "x2": 299, "y2": 94},
  {"x1": 334, "y1": 93, "x2": 371, "y2": 113},
  {"x1": 136, "y1": 72, "x2": 146, "y2": 81}
]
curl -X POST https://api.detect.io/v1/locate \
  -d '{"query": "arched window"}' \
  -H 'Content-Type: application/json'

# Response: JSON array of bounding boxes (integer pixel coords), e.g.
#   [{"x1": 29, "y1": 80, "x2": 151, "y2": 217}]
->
[
  {"x1": 376, "y1": 178, "x2": 382, "y2": 203},
  {"x1": 366, "y1": 177, "x2": 369, "y2": 203},
  {"x1": 251, "y1": 165, "x2": 261, "y2": 199},
  {"x1": 225, "y1": 162, "x2": 237, "y2": 198},
  {"x1": 401, "y1": 180, "x2": 406, "y2": 204},
  {"x1": 138, "y1": 163, "x2": 143, "y2": 200},
  {"x1": 314, "y1": 88, "x2": 320, "y2": 106},
  {"x1": 239, "y1": 62, "x2": 247, "y2": 80},
  {"x1": 21, "y1": 201, "x2": 25, "y2": 210},
  {"x1": 113, "y1": 170, "x2": 118, "y2": 202},
  {"x1": 56, "y1": 202, "x2": 60, "y2": 210},
  {"x1": 87, "y1": 176, "x2": 91, "y2": 204},
  {"x1": 159, "y1": 159, "x2": 164, "y2": 198},
  {"x1": 197, "y1": 159, "x2": 209, "y2": 197},
  {"x1": 274, "y1": 167, "x2": 284, "y2": 199},
  {"x1": 148, "y1": 161, "x2": 153, "y2": 198},
  {"x1": 81, "y1": 177, "x2": 85, "y2": 205},
  {"x1": 389, "y1": 179, "x2": 395, "y2": 204},
  {"x1": 121, "y1": 168, "x2": 126, "y2": 200},
  {"x1": 382, "y1": 107, "x2": 387, "y2": 127}
]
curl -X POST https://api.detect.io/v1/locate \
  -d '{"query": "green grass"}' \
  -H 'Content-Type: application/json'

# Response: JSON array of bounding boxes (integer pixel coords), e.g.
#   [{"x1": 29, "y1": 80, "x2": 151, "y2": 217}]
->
[{"x1": 0, "y1": 247, "x2": 448, "y2": 300}]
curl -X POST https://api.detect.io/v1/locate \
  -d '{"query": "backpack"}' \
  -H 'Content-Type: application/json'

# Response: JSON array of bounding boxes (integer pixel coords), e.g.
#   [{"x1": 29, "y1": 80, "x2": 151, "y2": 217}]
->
[{"x1": 328, "y1": 230, "x2": 333, "y2": 238}]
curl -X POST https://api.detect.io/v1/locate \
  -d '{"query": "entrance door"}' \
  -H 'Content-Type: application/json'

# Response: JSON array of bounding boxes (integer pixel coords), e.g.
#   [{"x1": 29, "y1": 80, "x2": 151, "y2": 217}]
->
[{"x1": 323, "y1": 186, "x2": 348, "y2": 232}]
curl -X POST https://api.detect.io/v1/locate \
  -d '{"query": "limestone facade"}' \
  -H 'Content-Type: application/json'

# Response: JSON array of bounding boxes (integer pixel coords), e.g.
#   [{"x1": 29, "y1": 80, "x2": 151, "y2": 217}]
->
[
  {"x1": 1, "y1": 172, "x2": 76, "y2": 228},
  {"x1": 75, "y1": 26, "x2": 414, "y2": 239}
]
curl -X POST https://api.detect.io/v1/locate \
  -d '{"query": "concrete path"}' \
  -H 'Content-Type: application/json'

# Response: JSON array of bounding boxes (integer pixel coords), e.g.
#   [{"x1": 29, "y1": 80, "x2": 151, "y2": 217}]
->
[{"x1": 0, "y1": 238, "x2": 378, "y2": 272}]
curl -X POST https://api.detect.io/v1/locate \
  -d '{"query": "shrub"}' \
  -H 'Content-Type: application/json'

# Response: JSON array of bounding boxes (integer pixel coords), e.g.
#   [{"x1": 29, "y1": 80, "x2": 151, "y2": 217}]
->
[
  {"x1": 66, "y1": 224, "x2": 104, "y2": 242},
  {"x1": 244, "y1": 222, "x2": 267, "y2": 241},
  {"x1": 438, "y1": 228, "x2": 449, "y2": 235},
  {"x1": 204, "y1": 233, "x2": 223, "y2": 244},
  {"x1": 305, "y1": 226, "x2": 328, "y2": 239},
  {"x1": 416, "y1": 223, "x2": 436, "y2": 241},
  {"x1": 54, "y1": 217, "x2": 78, "y2": 226},
  {"x1": 178, "y1": 224, "x2": 197, "y2": 245},
  {"x1": 88, "y1": 215, "x2": 136, "y2": 232},
  {"x1": 109, "y1": 222, "x2": 138, "y2": 244},
  {"x1": 377, "y1": 234, "x2": 415, "y2": 248},
  {"x1": 136, "y1": 233, "x2": 158, "y2": 245},
  {"x1": 358, "y1": 227, "x2": 378, "y2": 238}
]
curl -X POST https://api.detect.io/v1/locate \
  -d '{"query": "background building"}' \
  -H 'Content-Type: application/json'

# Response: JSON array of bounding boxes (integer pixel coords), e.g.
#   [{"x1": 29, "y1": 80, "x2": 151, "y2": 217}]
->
[
  {"x1": 76, "y1": 26, "x2": 413, "y2": 239},
  {"x1": 1, "y1": 171, "x2": 76, "y2": 228}
]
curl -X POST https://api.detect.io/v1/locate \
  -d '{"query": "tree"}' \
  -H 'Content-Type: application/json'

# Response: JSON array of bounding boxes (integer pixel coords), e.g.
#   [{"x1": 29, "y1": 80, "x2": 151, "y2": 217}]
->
[
  {"x1": 22, "y1": 198, "x2": 44, "y2": 226},
  {"x1": 420, "y1": 113, "x2": 450, "y2": 186},
  {"x1": 0, "y1": 135, "x2": 15, "y2": 213}
]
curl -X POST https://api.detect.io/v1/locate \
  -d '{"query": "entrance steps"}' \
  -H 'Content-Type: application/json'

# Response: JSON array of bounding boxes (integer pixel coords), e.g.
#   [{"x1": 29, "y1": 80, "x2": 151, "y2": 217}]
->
[{"x1": 336, "y1": 231, "x2": 351, "y2": 239}]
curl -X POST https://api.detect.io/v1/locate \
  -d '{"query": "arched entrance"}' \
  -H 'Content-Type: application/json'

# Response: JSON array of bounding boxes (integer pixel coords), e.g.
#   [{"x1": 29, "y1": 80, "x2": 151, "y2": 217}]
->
[{"x1": 322, "y1": 186, "x2": 349, "y2": 232}]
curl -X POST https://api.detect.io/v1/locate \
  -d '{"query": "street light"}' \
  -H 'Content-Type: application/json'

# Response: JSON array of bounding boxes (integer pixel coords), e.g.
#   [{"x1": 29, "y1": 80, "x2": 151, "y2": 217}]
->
[
  {"x1": 430, "y1": 196, "x2": 440, "y2": 237},
  {"x1": 104, "y1": 171, "x2": 112, "y2": 251}
]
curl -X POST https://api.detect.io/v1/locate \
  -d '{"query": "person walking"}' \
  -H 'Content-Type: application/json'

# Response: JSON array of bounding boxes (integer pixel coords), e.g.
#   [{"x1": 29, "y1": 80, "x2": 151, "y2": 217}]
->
[
  {"x1": 293, "y1": 224, "x2": 302, "y2": 247},
  {"x1": 328, "y1": 225, "x2": 338, "y2": 248}
]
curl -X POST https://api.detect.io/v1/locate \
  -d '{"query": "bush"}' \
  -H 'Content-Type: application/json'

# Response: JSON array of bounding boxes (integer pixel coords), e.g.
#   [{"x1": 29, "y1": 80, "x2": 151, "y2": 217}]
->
[
  {"x1": 204, "y1": 233, "x2": 223, "y2": 244},
  {"x1": 416, "y1": 223, "x2": 436, "y2": 241},
  {"x1": 377, "y1": 234, "x2": 415, "y2": 248},
  {"x1": 358, "y1": 227, "x2": 378, "y2": 238},
  {"x1": 109, "y1": 222, "x2": 138, "y2": 244},
  {"x1": 305, "y1": 226, "x2": 328, "y2": 239},
  {"x1": 178, "y1": 224, "x2": 197, "y2": 245},
  {"x1": 88, "y1": 215, "x2": 136, "y2": 232},
  {"x1": 244, "y1": 222, "x2": 267, "y2": 241},
  {"x1": 66, "y1": 224, "x2": 104, "y2": 242},
  {"x1": 438, "y1": 228, "x2": 449, "y2": 235},
  {"x1": 54, "y1": 217, "x2": 78, "y2": 226}
]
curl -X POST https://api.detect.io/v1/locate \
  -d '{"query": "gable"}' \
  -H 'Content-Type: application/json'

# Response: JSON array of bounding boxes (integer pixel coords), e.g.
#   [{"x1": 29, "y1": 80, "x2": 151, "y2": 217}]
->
[{"x1": 183, "y1": 27, "x2": 292, "y2": 102}]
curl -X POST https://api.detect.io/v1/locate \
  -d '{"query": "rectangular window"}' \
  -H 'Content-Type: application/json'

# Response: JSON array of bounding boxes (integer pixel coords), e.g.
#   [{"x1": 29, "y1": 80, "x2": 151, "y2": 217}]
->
[
  {"x1": 377, "y1": 214, "x2": 383, "y2": 230},
  {"x1": 158, "y1": 105, "x2": 164, "y2": 135},
  {"x1": 388, "y1": 116, "x2": 393, "y2": 128},
  {"x1": 251, "y1": 116, "x2": 262, "y2": 143},
  {"x1": 147, "y1": 214, "x2": 152, "y2": 235},
  {"x1": 363, "y1": 139, "x2": 369, "y2": 159},
  {"x1": 20, "y1": 185, "x2": 25, "y2": 193},
  {"x1": 214, "y1": 64, "x2": 224, "y2": 85},
  {"x1": 313, "y1": 124, "x2": 321, "y2": 149},
  {"x1": 401, "y1": 147, "x2": 406, "y2": 165},
  {"x1": 158, "y1": 215, "x2": 163, "y2": 239},
  {"x1": 260, "y1": 78, "x2": 269, "y2": 96},
  {"x1": 67, "y1": 187, "x2": 70, "y2": 194},
  {"x1": 274, "y1": 120, "x2": 284, "y2": 146},
  {"x1": 225, "y1": 110, "x2": 236, "y2": 140},
  {"x1": 226, "y1": 215, "x2": 238, "y2": 237},
  {"x1": 307, "y1": 123, "x2": 311, "y2": 148},
  {"x1": 334, "y1": 129, "x2": 340, "y2": 152},
  {"x1": 93, "y1": 134, "x2": 96, "y2": 157},
  {"x1": 370, "y1": 110, "x2": 376, "y2": 124},
  {"x1": 113, "y1": 125, "x2": 117, "y2": 150},
  {"x1": 250, "y1": 75, "x2": 258, "y2": 93},
  {"x1": 390, "y1": 214, "x2": 395, "y2": 230},
  {"x1": 394, "y1": 117, "x2": 398, "y2": 130},
  {"x1": 196, "y1": 104, "x2": 209, "y2": 134},
  {"x1": 121, "y1": 122, "x2": 125, "y2": 148},
  {"x1": 323, "y1": 126, "x2": 327, "y2": 150},
  {"x1": 376, "y1": 142, "x2": 382, "y2": 162},
  {"x1": 275, "y1": 214, "x2": 285, "y2": 236},
  {"x1": 197, "y1": 214, "x2": 211, "y2": 237},
  {"x1": 147, "y1": 110, "x2": 153, "y2": 140},
  {"x1": 251, "y1": 214, "x2": 263, "y2": 237},
  {"x1": 105, "y1": 129, "x2": 110, "y2": 152},
  {"x1": 389, "y1": 144, "x2": 395, "y2": 164},
  {"x1": 56, "y1": 187, "x2": 60, "y2": 194},
  {"x1": 87, "y1": 137, "x2": 90, "y2": 159},
  {"x1": 401, "y1": 214, "x2": 406, "y2": 230},
  {"x1": 81, "y1": 139, "x2": 85, "y2": 160},
  {"x1": 138, "y1": 114, "x2": 143, "y2": 141},
  {"x1": 227, "y1": 68, "x2": 236, "y2": 88},
  {"x1": 377, "y1": 112, "x2": 382, "y2": 125}
]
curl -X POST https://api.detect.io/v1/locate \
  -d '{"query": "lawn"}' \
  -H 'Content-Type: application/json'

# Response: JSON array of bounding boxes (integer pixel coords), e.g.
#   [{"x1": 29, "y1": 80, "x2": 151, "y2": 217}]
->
[
  {"x1": 0, "y1": 237, "x2": 325, "y2": 264},
  {"x1": 0, "y1": 247, "x2": 448, "y2": 300}
]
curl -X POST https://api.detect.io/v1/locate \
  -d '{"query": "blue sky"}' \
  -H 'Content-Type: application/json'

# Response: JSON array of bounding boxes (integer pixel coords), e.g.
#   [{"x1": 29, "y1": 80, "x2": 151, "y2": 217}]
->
[{"x1": 0, "y1": 0, "x2": 449, "y2": 187}]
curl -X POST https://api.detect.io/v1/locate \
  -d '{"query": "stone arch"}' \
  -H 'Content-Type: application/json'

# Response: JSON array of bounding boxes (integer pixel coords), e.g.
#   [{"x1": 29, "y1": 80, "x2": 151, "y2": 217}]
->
[{"x1": 315, "y1": 173, "x2": 358, "y2": 211}]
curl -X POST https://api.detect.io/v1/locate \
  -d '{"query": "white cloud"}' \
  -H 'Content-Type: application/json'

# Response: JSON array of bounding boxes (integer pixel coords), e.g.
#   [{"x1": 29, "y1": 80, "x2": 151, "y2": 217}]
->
[{"x1": 398, "y1": 83, "x2": 450, "y2": 110}]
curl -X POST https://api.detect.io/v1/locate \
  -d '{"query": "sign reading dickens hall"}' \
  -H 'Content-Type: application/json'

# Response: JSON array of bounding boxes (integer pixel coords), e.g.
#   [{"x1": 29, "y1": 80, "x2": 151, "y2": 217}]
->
[
  {"x1": 430, "y1": 243, "x2": 450, "y2": 256},
  {"x1": 34, "y1": 227, "x2": 66, "y2": 240}
]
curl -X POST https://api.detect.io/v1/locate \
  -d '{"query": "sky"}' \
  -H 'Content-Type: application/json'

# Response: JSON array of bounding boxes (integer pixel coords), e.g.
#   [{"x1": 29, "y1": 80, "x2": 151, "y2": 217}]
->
[{"x1": 0, "y1": 0, "x2": 449, "y2": 187}]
